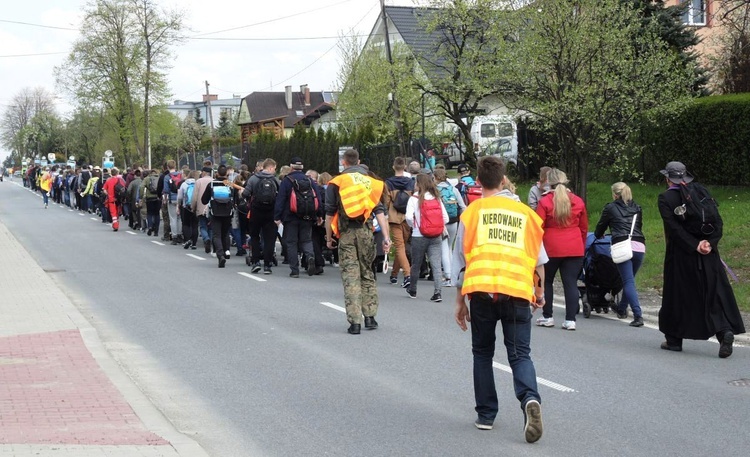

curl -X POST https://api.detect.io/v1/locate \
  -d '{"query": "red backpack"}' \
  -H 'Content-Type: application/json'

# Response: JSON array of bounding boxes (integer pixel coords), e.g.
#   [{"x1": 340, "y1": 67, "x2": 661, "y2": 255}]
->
[
  {"x1": 466, "y1": 185, "x2": 483, "y2": 205},
  {"x1": 416, "y1": 197, "x2": 444, "y2": 238}
]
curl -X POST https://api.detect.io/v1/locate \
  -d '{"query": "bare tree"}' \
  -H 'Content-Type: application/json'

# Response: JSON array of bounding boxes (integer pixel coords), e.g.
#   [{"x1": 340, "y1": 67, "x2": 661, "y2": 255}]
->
[{"x1": 1, "y1": 87, "x2": 57, "y2": 163}]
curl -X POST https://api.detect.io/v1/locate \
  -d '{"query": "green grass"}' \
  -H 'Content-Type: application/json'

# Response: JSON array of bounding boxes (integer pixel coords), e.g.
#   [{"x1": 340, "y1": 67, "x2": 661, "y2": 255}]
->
[{"x1": 514, "y1": 180, "x2": 750, "y2": 312}]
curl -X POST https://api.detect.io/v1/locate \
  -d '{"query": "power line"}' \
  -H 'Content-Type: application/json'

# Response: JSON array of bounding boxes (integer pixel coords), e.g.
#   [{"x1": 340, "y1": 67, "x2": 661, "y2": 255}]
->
[
  {"x1": 0, "y1": 51, "x2": 67, "y2": 58},
  {"x1": 192, "y1": 0, "x2": 354, "y2": 37},
  {"x1": 189, "y1": 34, "x2": 368, "y2": 42},
  {"x1": 0, "y1": 19, "x2": 78, "y2": 31}
]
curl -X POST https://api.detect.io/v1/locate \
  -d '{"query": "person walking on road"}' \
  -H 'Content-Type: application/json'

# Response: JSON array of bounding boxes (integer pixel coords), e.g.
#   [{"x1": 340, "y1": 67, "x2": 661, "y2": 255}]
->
[
  {"x1": 452, "y1": 155, "x2": 547, "y2": 442},
  {"x1": 101, "y1": 167, "x2": 126, "y2": 231},
  {"x1": 325, "y1": 148, "x2": 391, "y2": 335},
  {"x1": 534, "y1": 168, "x2": 588, "y2": 331},
  {"x1": 141, "y1": 169, "x2": 161, "y2": 237},
  {"x1": 385, "y1": 157, "x2": 414, "y2": 289},
  {"x1": 191, "y1": 166, "x2": 214, "y2": 253},
  {"x1": 594, "y1": 182, "x2": 646, "y2": 327},
  {"x1": 657, "y1": 161, "x2": 745, "y2": 357},
  {"x1": 201, "y1": 165, "x2": 234, "y2": 268},
  {"x1": 39, "y1": 167, "x2": 52, "y2": 208},
  {"x1": 177, "y1": 171, "x2": 200, "y2": 250},
  {"x1": 243, "y1": 158, "x2": 279, "y2": 274}
]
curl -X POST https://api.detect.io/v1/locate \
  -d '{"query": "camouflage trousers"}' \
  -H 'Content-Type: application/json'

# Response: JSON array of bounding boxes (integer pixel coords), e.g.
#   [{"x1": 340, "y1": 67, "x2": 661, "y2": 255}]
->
[{"x1": 338, "y1": 225, "x2": 378, "y2": 325}]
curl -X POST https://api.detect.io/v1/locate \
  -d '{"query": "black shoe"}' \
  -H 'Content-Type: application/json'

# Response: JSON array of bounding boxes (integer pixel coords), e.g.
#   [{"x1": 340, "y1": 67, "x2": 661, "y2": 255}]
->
[
  {"x1": 306, "y1": 257, "x2": 316, "y2": 276},
  {"x1": 660, "y1": 341, "x2": 682, "y2": 352},
  {"x1": 251, "y1": 263, "x2": 262, "y2": 274},
  {"x1": 364, "y1": 316, "x2": 378, "y2": 330},
  {"x1": 390, "y1": 276, "x2": 398, "y2": 285},
  {"x1": 171, "y1": 239, "x2": 180, "y2": 245},
  {"x1": 218, "y1": 256, "x2": 226, "y2": 268},
  {"x1": 402, "y1": 276, "x2": 411, "y2": 289},
  {"x1": 719, "y1": 332, "x2": 734, "y2": 358},
  {"x1": 430, "y1": 293, "x2": 442, "y2": 302},
  {"x1": 616, "y1": 310, "x2": 628, "y2": 319},
  {"x1": 314, "y1": 267, "x2": 324, "y2": 275},
  {"x1": 406, "y1": 289, "x2": 416, "y2": 299},
  {"x1": 629, "y1": 317, "x2": 644, "y2": 327},
  {"x1": 289, "y1": 271, "x2": 299, "y2": 278},
  {"x1": 347, "y1": 324, "x2": 361, "y2": 335},
  {"x1": 190, "y1": 244, "x2": 197, "y2": 250},
  {"x1": 183, "y1": 241, "x2": 192, "y2": 250},
  {"x1": 263, "y1": 266, "x2": 272, "y2": 275},
  {"x1": 147, "y1": 229, "x2": 152, "y2": 236},
  {"x1": 204, "y1": 240, "x2": 211, "y2": 253}
]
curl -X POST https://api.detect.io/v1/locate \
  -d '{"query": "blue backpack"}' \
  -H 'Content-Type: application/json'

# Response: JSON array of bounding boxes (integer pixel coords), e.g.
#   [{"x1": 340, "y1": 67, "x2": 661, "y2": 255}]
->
[
  {"x1": 209, "y1": 181, "x2": 233, "y2": 217},
  {"x1": 183, "y1": 181, "x2": 195, "y2": 208},
  {"x1": 438, "y1": 184, "x2": 459, "y2": 223}
]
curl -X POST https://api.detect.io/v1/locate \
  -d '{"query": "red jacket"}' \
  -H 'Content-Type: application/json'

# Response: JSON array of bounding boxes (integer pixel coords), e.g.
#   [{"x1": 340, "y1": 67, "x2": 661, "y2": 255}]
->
[
  {"x1": 102, "y1": 176, "x2": 125, "y2": 204},
  {"x1": 536, "y1": 191, "x2": 588, "y2": 258}
]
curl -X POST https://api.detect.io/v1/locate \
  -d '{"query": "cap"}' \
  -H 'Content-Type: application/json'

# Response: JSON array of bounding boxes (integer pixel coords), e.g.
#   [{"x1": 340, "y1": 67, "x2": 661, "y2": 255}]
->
[
  {"x1": 201, "y1": 166, "x2": 213, "y2": 173},
  {"x1": 457, "y1": 163, "x2": 469, "y2": 173},
  {"x1": 290, "y1": 157, "x2": 303, "y2": 169},
  {"x1": 660, "y1": 161, "x2": 693, "y2": 184}
]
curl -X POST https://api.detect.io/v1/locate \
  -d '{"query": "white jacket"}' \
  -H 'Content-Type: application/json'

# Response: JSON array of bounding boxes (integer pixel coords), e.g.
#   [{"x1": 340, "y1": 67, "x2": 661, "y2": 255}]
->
[{"x1": 405, "y1": 191, "x2": 449, "y2": 237}]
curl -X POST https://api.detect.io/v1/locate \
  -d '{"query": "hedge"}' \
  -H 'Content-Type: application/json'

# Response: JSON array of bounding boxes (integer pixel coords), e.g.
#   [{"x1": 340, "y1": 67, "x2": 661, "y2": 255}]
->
[{"x1": 641, "y1": 94, "x2": 750, "y2": 185}]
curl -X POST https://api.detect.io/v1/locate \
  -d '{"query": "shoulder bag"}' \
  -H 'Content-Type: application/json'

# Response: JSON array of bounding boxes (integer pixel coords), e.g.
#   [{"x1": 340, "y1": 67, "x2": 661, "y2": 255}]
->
[{"x1": 610, "y1": 214, "x2": 637, "y2": 264}]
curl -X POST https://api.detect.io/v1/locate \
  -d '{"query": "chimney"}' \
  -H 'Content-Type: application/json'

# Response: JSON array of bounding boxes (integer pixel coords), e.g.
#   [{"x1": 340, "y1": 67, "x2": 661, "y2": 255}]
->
[
  {"x1": 285, "y1": 85, "x2": 293, "y2": 110},
  {"x1": 304, "y1": 86, "x2": 311, "y2": 107}
]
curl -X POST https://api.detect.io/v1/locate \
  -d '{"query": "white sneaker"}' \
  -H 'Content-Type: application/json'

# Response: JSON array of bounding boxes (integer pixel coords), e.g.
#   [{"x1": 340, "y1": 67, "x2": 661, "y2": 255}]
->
[
  {"x1": 562, "y1": 320, "x2": 576, "y2": 331},
  {"x1": 535, "y1": 317, "x2": 554, "y2": 327},
  {"x1": 441, "y1": 278, "x2": 453, "y2": 287}
]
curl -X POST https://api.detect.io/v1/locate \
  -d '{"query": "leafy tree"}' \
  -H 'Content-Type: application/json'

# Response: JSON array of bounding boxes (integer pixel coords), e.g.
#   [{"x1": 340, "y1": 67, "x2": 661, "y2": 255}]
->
[
  {"x1": 707, "y1": 1, "x2": 750, "y2": 93},
  {"x1": 216, "y1": 110, "x2": 238, "y2": 138},
  {"x1": 0, "y1": 87, "x2": 57, "y2": 165},
  {"x1": 494, "y1": 0, "x2": 696, "y2": 200}
]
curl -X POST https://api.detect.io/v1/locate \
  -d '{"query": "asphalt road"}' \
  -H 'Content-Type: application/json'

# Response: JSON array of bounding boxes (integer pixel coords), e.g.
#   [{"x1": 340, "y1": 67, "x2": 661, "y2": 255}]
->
[{"x1": 1, "y1": 179, "x2": 749, "y2": 457}]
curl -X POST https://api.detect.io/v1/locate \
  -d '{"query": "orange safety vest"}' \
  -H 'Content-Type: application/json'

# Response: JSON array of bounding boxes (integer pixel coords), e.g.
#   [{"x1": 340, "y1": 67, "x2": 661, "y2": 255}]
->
[
  {"x1": 329, "y1": 172, "x2": 384, "y2": 237},
  {"x1": 460, "y1": 195, "x2": 544, "y2": 302}
]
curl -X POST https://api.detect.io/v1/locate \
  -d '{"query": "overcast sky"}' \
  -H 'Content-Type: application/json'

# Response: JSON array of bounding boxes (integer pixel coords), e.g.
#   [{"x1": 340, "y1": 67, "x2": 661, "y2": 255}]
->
[{"x1": 0, "y1": 0, "x2": 421, "y2": 161}]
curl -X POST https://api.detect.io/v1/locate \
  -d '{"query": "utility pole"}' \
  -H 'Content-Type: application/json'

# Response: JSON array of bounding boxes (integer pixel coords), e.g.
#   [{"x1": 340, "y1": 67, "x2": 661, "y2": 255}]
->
[
  {"x1": 205, "y1": 81, "x2": 219, "y2": 165},
  {"x1": 381, "y1": 0, "x2": 407, "y2": 157}
]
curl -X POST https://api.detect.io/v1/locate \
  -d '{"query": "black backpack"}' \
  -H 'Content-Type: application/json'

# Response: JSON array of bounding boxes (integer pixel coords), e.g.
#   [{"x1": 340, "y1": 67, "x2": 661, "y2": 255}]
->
[
  {"x1": 252, "y1": 175, "x2": 278, "y2": 209},
  {"x1": 147, "y1": 176, "x2": 159, "y2": 195},
  {"x1": 391, "y1": 189, "x2": 411, "y2": 214},
  {"x1": 288, "y1": 176, "x2": 318, "y2": 220},
  {"x1": 677, "y1": 182, "x2": 721, "y2": 236},
  {"x1": 209, "y1": 180, "x2": 234, "y2": 217},
  {"x1": 114, "y1": 180, "x2": 127, "y2": 203}
]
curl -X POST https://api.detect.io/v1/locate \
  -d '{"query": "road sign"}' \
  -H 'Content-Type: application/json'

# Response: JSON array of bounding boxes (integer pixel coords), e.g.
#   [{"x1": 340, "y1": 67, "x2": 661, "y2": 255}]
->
[
  {"x1": 47, "y1": 153, "x2": 56, "y2": 161},
  {"x1": 102, "y1": 157, "x2": 114, "y2": 169},
  {"x1": 104, "y1": 150, "x2": 113, "y2": 157}
]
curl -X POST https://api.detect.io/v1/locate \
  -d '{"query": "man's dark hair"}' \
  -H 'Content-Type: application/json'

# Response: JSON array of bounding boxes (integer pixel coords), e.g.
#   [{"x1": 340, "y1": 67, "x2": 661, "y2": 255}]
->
[
  {"x1": 393, "y1": 156, "x2": 406, "y2": 171},
  {"x1": 343, "y1": 149, "x2": 359, "y2": 166},
  {"x1": 134, "y1": 169, "x2": 141, "y2": 177},
  {"x1": 477, "y1": 156, "x2": 505, "y2": 190},
  {"x1": 216, "y1": 164, "x2": 228, "y2": 177}
]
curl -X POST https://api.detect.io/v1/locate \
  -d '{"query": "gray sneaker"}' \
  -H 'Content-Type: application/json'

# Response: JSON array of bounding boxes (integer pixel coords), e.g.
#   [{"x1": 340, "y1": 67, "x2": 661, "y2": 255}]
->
[
  {"x1": 524, "y1": 400, "x2": 543, "y2": 443},
  {"x1": 251, "y1": 263, "x2": 262, "y2": 274}
]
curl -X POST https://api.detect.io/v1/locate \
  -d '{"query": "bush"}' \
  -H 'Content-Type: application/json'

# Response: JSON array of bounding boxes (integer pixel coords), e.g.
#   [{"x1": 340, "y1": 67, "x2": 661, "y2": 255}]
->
[{"x1": 642, "y1": 94, "x2": 750, "y2": 185}]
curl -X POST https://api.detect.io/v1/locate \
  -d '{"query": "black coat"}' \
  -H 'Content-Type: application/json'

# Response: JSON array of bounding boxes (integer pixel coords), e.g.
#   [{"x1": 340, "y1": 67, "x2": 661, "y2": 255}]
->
[
  {"x1": 594, "y1": 199, "x2": 645, "y2": 244},
  {"x1": 657, "y1": 187, "x2": 745, "y2": 339}
]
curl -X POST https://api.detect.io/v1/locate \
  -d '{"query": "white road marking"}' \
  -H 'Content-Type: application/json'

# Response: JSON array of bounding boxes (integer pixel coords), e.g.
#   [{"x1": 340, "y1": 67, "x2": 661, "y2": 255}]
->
[
  {"x1": 68, "y1": 209, "x2": 73, "y2": 212},
  {"x1": 321, "y1": 300, "x2": 577, "y2": 393},
  {"x1": 187, "y1": 254, "x2": 205, "y2": 261},
  {"x1": 320, "y1": 301, "x2": 346, "y2": 313},
  {"x1": 492, "y1": 361, "x2": 576, "y2": 393},
  {"x1": 126, "y1": 231, "x2": 137, "y2": 235},
  {"x1": 90, "y1": 217, "x2": 98, "y2": 221},
  {"x1": 151, "y1": 240, "x2": 164, "y2": 246},
  {"x1": 79, "y1": 213, "x2": 86, "y2": 216},
  {"x1": 238, "y1": 272, "x2": 267, "y2": 282}
]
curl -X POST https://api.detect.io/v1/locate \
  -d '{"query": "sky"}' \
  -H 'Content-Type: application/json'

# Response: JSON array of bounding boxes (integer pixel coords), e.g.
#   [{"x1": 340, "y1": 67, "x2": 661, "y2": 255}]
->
[{"x1": 0, "y1": 0, "x2": 422, "y2": 162}]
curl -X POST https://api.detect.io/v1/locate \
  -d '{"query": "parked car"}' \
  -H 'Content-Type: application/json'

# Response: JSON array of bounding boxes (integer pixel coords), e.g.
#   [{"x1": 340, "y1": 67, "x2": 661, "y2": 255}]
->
[{"x1": 480, "y1": 138, "x2": 519, "y2": 175}]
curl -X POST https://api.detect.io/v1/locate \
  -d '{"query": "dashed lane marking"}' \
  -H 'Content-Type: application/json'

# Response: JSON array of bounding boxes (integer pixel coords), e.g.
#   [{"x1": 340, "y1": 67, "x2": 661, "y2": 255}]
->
[
  {"x1": 90, "y1": 217, "x2": 98, "y2": 221},
  {"x1": 321, "y1": 300, "x2": 577, "y2": 393},
  {"x1": 238, "y1": 272, "x2": 267, "y2": 282},
  {"x1": 126, "y1": 231, "x2": 137, "y2": 235},
  {"x1": 151, "y1": 240, "x2": 165, "y2": 246},
  {"x1": 186, "y1": 254, "x2": 205, "y2": 261}
]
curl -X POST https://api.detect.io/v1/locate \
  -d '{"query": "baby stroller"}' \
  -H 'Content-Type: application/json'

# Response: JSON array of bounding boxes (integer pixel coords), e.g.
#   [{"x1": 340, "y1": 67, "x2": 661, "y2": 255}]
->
[{"x1": 578, "y1": 233, "x2": 623, "y2": 318}]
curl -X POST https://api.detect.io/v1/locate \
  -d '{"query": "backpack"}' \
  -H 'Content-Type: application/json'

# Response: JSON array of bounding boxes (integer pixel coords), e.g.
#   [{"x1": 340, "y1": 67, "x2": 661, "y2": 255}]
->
[
  {"x1": 438, "y1": 184, "x2": 459, "y2": 223},
  {"x1": 147, "y1": 175, "x2": 159, "y2": 195},
  {"x1": 416, "y1": 197, "x2": 445, "y2": 238},
  {"x1": 466, "y1": 185, "x2": 483, "y2": 205},
  {"x1": 183, "y1": 181, "x2": 195, "y2": 208},
  {"x1": 677, "y1": 182, "x2": 720, "y2": 236},
  {"x1": 209, "y1": 181, "x2": 233, "y2": 217},
  {"x1": 252, "y1": 175, "x2": 278, "y2": 209},
  {"x1": 288, "y1": 176, "x2": 319, "y2": 220},
  {"x1": 391, "y1": 189, "x2": 411, "y2": 214},
  {"x1": 114, "y1": 179, "x2": 127, "y2": 203},
  {"x1": 168, "y1": 171, "x2": 183, "y2": 194}
]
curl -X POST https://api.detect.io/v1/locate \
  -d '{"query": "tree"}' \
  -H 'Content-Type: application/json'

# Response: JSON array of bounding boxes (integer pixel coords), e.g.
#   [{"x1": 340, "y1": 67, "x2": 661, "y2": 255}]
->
[
  {"x1": 193, "y1": 108, "x2": 205, "y2": 127},
  {"x1": 216, "y1": 110, "x2": 238, "y2": 138},
  {"x1": 415, "y1": 0, "x2": 504, "y2": 169},
  {"x1": 494, "y1": 0, "x2": 696, "y2": 200},
  {"x1": 0, "y1": 87, "x2": 57, "y2": 165},
  {"x1": 708, "y1": 1, "x2": 750, "y2": 93}
]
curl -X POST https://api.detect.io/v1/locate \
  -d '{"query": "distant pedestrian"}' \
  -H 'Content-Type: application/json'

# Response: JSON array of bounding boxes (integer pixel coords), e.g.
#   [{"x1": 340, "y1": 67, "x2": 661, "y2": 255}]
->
[
  {"x1": 452, "y1": 155, "x2": 546, "y2": 442},
  {"x1": 325, "y1": 148, "x2": 390, "y2": 334},
  {"x1": 191, "y1": 167, "x2": 214, "y2": 253},
  {"x1": 385, "y1": 157, "x2": 414, "y2": 288},
  {"x1": 243, "y1": 159, "x2": 279, "y2": 274},
  {"x1": 527, "y1": 166, "x2": 551, "y2": 210},
  {"x1": 200, "y1": 165, "x2": 234, "y2": 268},
  {"x1": 102, "y1": 167, "x2": 126, "y2": 231},
  {"x1": 594, "y1": 182, "x2": 646, "y2": 327},
  {"x1": 657, "y1": 161, "x2": 745, "y2": 357},
  {"x1": 141, "y1": 169, "x2": 161, "y2": 237},
  {"x1": 40, "y1": 167, "x2": 52, "y2": 208},
  {"x1": 177, "y1": 171, "x2": 200, "y2": 250},
  {"x1": 535, "y1": 169, "x2": 588, "y2": 331}
]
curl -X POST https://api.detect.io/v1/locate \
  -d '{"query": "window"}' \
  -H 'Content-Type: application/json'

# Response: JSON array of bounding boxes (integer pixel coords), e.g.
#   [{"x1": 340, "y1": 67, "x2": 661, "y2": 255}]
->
[
  {"x1": 497, "y1": 122, "x2": 514, "y2": 138},
  {"x1": 681, "y1": 0, "x2": 706, "y2": 26},
  {"x1": 480, "y1": 123, "x2": 496, "y2": 138}
]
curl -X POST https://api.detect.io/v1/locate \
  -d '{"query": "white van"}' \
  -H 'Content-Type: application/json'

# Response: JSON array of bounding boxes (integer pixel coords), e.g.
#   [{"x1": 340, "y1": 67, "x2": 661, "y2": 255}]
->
[{"x1": 440, "y1": 115, "x2": 518, "y2": 169}]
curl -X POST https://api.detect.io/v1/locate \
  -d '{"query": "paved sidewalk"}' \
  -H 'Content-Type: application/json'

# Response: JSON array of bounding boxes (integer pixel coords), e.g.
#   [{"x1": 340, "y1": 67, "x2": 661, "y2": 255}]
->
[{"x1": 0, "y1": 220, "x2": 210, "y2": 456}]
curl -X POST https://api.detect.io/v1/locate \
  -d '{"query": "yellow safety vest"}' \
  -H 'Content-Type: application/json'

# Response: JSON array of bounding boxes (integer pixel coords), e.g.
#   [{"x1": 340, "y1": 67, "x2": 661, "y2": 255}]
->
[
  {"x1": 461, "y1": 195, "x2": 544, "y2": 302},
  {"x1": 329, "y1": 172, "x2": 384, "y2": 236}
]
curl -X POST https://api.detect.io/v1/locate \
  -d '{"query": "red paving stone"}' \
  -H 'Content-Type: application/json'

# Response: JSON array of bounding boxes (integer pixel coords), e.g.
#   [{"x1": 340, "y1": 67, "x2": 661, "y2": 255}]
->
[{"x1": 0, "y1": 329, "x2": 169, "y2": 446}]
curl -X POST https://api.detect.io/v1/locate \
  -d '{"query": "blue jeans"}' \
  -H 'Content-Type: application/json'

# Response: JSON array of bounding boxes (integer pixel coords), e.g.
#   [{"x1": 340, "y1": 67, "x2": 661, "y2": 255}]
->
[
  {"x1": 470, "y1": 294, "x2": 540, "y2": 423},
  {"x1": 616, "y1": 251, "x2": 644, "y2": 318},
  {"x1": 198, "y1": 215, "x2": 211, "y2": 243},
  {"x1": 83, "y1": 194, "x2": 92, "y2": 212},
  {"x1": 42, "y1": 190, "x2": 49, "y2": 206}
]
